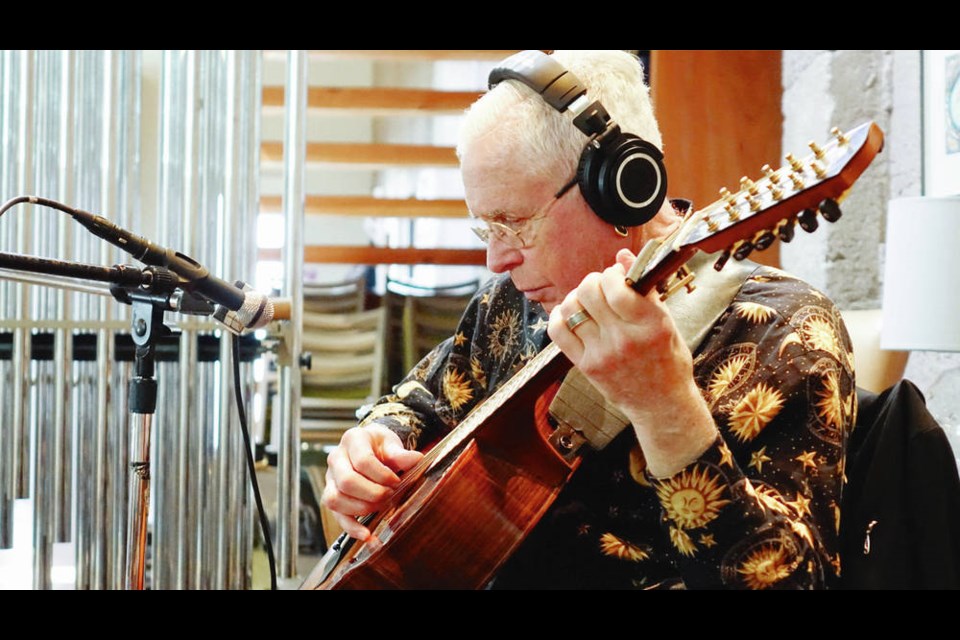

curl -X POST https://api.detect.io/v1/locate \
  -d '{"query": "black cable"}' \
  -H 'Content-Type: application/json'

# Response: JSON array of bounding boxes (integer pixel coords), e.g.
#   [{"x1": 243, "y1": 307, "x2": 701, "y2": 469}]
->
[
  {"x1": 0, "y1": 195, "x2": 77, "y2": 219},
  {"x1": 233, "y1": 328, "x2": 277, "y2": 590}
]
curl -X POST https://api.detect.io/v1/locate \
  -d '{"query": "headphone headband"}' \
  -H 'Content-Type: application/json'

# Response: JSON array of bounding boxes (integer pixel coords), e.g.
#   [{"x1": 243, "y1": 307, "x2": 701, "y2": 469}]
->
[
  {"x1": 486, "y1": 50, "x2": 667, "y2": 228},
  {"x1": 489, "y1": 50, "x2": 610, "y2": 137}
]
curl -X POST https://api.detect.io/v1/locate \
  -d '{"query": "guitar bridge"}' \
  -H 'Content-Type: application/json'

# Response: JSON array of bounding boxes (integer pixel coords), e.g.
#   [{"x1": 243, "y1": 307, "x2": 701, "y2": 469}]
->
[{"x1": 656, "y1": 266, "x2": 696, "y2": 301}]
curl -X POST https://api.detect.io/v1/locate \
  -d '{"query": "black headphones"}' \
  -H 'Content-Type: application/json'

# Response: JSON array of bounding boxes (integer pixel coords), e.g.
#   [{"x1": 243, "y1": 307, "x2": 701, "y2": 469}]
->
[{"x1": 488, "y1": 50, "x2": 667, "y2": 228}]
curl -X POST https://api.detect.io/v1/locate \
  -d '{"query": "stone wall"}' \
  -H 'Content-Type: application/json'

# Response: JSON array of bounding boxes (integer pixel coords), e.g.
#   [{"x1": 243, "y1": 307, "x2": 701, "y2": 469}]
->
[{"x1": 780, "y1": 50, "x2": 960, "y2": 459}]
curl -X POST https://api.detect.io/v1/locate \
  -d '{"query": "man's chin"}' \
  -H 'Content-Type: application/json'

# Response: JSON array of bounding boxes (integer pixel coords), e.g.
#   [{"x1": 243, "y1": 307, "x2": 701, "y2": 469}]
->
[{"x1": 519, "y1": 287, "x2": 556, "y2": 310}]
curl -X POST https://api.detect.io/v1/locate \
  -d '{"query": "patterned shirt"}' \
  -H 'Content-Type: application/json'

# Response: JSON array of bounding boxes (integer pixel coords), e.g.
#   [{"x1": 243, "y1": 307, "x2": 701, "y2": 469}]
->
[{"x1": 357, "y1": 264, "x2": 854, "y2": 589}]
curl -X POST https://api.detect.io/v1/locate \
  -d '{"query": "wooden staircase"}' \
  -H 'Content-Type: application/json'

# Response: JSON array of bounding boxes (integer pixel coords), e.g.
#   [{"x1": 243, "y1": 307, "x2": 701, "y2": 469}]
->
[{"x1": 258, "y1": 50, "x2": 518, "y2": 270}]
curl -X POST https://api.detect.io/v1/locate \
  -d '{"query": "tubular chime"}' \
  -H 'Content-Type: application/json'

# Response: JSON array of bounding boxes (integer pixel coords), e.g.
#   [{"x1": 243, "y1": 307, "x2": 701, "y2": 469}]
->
[{"x1": 0, "y1": 50, "x2": 264, "y2": 590}]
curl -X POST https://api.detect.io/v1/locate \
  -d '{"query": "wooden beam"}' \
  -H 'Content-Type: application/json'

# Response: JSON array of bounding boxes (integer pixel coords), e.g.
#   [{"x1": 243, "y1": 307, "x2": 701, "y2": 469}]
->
[
  {"x1": 261, "y1": 195, "x2": 468, "y2": 219},
  {"x1": 265, "y1": 50, "x2": 520, "y2": 62},
  {"x1": 312, "y1": 50, "x2": 515, "y2": 61},
  {"x1": 651, "y1": 50, "x2": 783, "y2": 269},
  {"x1": 261, "y1": 87, "x2": 481, "y2": 115},
  {"x1": 261, "y1": 142, "x2": 458, "y2": 168},
  {"x1": 259, "y1": 246, "x2": 487, "y2": 266}
]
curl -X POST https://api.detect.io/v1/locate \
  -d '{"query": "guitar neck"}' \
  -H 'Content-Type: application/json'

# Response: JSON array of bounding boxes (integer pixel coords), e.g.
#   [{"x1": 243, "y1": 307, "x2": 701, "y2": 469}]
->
[{"x1": 626, "y1": 121, "x2": 885, "y2": 298}]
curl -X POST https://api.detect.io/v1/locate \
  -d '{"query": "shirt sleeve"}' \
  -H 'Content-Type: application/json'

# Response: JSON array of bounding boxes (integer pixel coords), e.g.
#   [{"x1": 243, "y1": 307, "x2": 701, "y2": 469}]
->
[
  {"x1": 355, "y1": 276, "x2": 550, "y2": 451},
  {"x1": 644, "y1": 268, "x2": 853, "y2": 589}
]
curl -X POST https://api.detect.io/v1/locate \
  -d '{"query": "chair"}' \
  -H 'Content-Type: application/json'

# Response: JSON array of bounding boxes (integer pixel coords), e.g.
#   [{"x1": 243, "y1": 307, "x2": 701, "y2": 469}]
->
[
  {"x1": 300, "y1": 306, "x2": 387, "y2": 447},
  {"x1": 838, "y1": 380, "x2": 960, "y2": 589},
  {"x1": 382, "y1": 277, "x2": 480, "y2": 388},
  {"x1": 839, "y1": 308, "x2": 909, "y2": 393},
  {"x1": 302, "y1": 274, "x2": 367, "y2": 315}
]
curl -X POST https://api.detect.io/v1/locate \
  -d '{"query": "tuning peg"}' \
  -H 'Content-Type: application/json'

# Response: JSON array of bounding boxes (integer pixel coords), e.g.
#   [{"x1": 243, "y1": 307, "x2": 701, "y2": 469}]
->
[
  {"x1": 819, "y1": 198, "x2": 842, "y2": 222},
  {"x1": 719, "y1": 186, "x2": 737, "y2": 205},
  {"x1": 704, "y1": 214, "x2": 719, "y2": 232},
  {"x1": 778, "y1": 217, "x2": 796, "y2": 243},
  {"x1": 789, "y1": 172, "x2": 805, "y2": 190},
  {"x1": 798, "y1": 208, "x2": 819, "y2": 232},
  {"x1": 811, "y1": 160, "x2": 827, "y2": 179},
  {"x1": 808, "y1": 140, "x2": 826, "y2": 159},
  {"x1": 768, "y1": 182, "x2": 784, "y2": 201},
  {"x1": 753, "y1": 230, "x2": 777, "y2": 251},
  {"x1": 740, "y1": 176, "x2": 760, "y2": 196},
  {"x1": 762, "y1": 164, "x2": 781, "y2": 184},
  {"x1": 713, "y1": 249, "x2": 731, "y2": 272},
  {"x1": 744, "y1": 193, "x2": 761, "y2": 212},
  {"x1": 785, "y1": 153, "x2": 804, "y2": 173},
  {"x1": 733, "y1": 240, "x2": 754, "y2": 261},
  {"x1": 831, "y1": 126, "x2": 850, "y2": 145}
]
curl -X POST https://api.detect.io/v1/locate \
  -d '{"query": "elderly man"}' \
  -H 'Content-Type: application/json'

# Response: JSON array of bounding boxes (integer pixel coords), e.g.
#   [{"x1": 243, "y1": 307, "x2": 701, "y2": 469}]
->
[{"x1": 319, "y1": 50, "x2": 853, "y2": 589}]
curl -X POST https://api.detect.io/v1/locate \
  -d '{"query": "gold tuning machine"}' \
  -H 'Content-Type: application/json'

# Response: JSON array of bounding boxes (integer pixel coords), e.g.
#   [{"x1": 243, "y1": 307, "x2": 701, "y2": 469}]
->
[
  {"x1": 785, "y1": 152, "x2": 804, "y2": 173},
  {"x1": 762, "y1": 164, "x2": 781, "y2": 184},
  {"x1": 656, "y1": 265, "x2": 696, "y2": 301},
  {"x1": 831, "y1": 126, "x2": 850, "y2": 145}
]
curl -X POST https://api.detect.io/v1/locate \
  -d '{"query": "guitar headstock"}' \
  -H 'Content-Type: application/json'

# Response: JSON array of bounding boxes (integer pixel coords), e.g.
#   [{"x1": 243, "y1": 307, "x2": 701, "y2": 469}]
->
[{"x1": 627, "y1": 121, "x2": 885, "y2": 296}]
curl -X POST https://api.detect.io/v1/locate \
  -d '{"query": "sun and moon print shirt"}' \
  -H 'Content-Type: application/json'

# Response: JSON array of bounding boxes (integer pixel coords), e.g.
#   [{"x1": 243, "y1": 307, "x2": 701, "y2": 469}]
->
[{"x1": 356, "y1": 263, "x2": 855, "y2": 589}]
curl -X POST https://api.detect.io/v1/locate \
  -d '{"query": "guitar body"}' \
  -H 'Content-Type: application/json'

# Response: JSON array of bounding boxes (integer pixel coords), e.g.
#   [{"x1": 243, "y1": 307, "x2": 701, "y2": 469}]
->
[{"x1": 303, "y1": 351, "x2": 576, "y2": 590}]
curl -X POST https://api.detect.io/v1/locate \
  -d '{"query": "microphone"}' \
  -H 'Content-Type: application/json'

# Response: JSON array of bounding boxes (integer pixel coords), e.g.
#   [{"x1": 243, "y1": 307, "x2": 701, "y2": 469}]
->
[{"x1": 70, "y1": 207, "x2": 278, "y2": 332}]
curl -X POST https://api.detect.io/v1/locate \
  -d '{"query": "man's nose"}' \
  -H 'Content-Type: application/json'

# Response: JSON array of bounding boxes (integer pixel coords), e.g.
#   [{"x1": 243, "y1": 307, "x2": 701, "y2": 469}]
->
[{"x1": 485, "y1": 236, "x2": 523, "y2": 274}]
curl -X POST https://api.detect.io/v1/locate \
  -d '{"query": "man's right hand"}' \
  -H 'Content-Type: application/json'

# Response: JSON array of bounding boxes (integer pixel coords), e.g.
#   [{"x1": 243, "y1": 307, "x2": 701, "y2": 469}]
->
[{"x1": 321, "y1": 424, "x2": 424, "y2": 542}]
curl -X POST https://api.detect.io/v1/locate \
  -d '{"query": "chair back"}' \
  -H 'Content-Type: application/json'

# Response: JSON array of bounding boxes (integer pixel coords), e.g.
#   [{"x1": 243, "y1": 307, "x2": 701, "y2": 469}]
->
[
  {"x1": 382, "y1": 278, "x2": 479, "y2": 387},
  {"x1": 303, "y1": 275, "x2": 366, "y2": 315},
  {"x1": 300, "y1": 306, "x2": 387, "y2": 446},
  {"x1": 839, "y1": 381, "x2": 960, "y2": 588}
]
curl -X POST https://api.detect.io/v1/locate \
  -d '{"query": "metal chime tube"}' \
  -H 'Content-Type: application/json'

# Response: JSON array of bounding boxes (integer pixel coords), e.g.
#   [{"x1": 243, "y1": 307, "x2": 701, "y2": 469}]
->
[
  {"x1": 13, "y1": 53, "x2": 35, "y2": 513},
  {"x1": 94, "y1": 49, "x2": 124, "y2": 591},
  {"x1": 0, "y1": 53, "x2": 12, "y2": 549},
  {"x1": 64, "y1": 50, "x2": 141, "y2": 591},
  {"x1": 202, "y1": 51, "x2": 226, "y2": 589},
  {"x1": 152, "y1": 49, "x2": 181, "y2": 590},
  {"x1": 53, "y1": 51, "x2": 75, "y2": 551},
  {"x1": 277, "y1": 49, "x2": 306, "y2": 579},
  {"x1": 1, "y1": 49, "x2": 259, "y2": 590},
  {"x1": 154, "y1": 49, "x2": 195, "y2": 590},
  {"x1": 216, "y1": 50, "x2": 236, "y2": 590},
  {"x1": 30, "y1": 49, "x2": 65, "y2": 590},
  {"x1": 232, "y1": 50, "x2": 261, "y2": 589},
  {"x1": 0, "y1": 50, "x2": 33, "y2": 551},
  {"x1": 216, "y1": 50, "x2": 260, "y2": 590},
  {"x1": 152, "y1": 50, "x2": 259, "y2": 590}
]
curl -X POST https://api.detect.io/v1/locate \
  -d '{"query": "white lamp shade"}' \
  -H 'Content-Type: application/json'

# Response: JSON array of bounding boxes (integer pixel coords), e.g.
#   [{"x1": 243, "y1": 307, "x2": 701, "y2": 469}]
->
[{"x1": 881, "y1": 196, "x2": 960, "y2": 351}]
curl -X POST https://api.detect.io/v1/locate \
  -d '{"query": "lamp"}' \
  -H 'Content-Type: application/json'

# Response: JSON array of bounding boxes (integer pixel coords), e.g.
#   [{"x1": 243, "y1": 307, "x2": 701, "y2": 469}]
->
[{"x1": 881, "y1": 196, "x2": 960, "y2": 352}]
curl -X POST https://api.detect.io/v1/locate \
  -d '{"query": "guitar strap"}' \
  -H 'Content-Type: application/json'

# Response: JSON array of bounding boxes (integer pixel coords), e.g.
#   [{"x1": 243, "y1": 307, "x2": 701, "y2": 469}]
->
[{"x1": 548, "y1": 250, "x2": 759, "y2": 454}]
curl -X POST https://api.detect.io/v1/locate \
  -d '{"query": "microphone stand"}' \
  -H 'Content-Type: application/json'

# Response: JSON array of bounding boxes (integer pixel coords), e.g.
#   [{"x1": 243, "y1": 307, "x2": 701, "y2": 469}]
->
[{"x1": 0, "y1": 250, "x2": 214, "y2": 590}]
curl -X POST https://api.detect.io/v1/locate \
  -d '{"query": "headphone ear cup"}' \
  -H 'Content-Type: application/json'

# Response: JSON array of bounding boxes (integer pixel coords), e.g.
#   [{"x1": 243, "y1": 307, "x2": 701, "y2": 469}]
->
[{"x1": 577, "y1": 133, "x2": 668, "y2": 227}]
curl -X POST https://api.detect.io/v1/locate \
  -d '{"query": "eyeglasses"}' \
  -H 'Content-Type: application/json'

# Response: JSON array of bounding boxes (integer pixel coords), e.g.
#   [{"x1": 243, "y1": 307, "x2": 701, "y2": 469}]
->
[{"x1": 469, "y1": 176, "x2": 578, "y2": 249}]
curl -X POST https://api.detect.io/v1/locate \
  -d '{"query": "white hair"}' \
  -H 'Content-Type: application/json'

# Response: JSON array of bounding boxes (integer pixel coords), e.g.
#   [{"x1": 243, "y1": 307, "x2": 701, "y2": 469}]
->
[{"x1": 457, "y1": 50, "x2": 663, "y2": 187}]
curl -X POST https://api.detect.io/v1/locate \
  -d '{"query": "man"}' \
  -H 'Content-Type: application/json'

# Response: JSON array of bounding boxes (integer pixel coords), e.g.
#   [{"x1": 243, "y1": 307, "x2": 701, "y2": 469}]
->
[{"x1": 321, "y1": 50, "x2": 853, "y2": 589}]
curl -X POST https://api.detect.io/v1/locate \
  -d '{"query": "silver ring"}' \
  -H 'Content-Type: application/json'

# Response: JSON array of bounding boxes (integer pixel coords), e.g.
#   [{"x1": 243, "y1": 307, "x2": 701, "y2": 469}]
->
[{"x1": 564, "y1": 308, "x2": 593, "y2": 332}]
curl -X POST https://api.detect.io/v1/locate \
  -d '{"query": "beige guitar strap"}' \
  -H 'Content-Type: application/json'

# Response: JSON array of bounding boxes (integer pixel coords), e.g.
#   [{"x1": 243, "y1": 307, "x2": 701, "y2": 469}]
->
[{"x1": 548, "y1": 250, "x2": 758, "y2": 454}]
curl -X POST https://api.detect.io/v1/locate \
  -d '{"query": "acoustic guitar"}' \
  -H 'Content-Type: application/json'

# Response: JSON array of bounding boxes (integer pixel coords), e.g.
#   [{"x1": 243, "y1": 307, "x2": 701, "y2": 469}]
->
[{"x1": 301, "y1": 121, "x2": 885, "y2": 590}]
